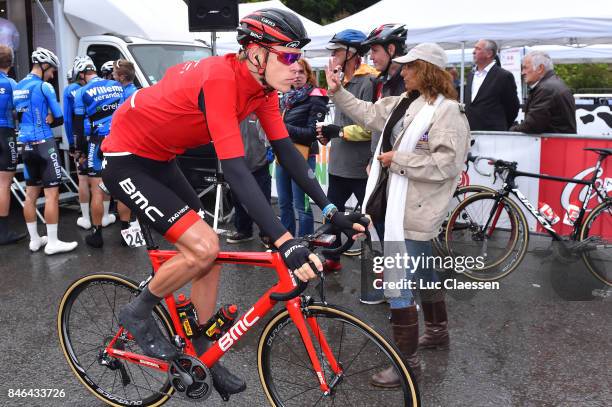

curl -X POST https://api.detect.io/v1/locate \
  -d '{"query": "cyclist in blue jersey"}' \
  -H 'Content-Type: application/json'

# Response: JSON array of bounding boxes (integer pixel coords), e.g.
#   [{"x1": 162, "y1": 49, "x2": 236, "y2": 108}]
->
[
  {"x1": 100, "y1": 61, "x2": 114, "y2": 80},
  {"x1": 13, "y1": 47, "x2": 78, "y2": 255},
  {"x1": 112, "y1": 59, "x2": 137, "y2": 99},
  {"x1": 0, "y1": 45, "x2": 25, "y2": 245},
  {"x1": 64, "y1": 56, "x2": 94, "y2": 230},
  {"x1": 73, "y1": 58, "x2": 124, "y2": 248},
  {"x1": 111, "y1": 58, "x2": 137, "y2": 241}
]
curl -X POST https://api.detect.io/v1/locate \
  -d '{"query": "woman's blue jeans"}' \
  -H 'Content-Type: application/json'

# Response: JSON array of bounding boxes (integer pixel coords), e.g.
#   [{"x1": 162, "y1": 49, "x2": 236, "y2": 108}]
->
[
  {"x1": 388, "y1": 239, "x2": 440, "y2": 309},
  {"x1": 275, "y1": 156, "x2": 316, "y2": 237}
]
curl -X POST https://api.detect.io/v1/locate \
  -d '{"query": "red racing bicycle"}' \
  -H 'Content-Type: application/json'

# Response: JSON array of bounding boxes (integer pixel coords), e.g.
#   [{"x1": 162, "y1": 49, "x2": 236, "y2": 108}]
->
[{"x1": 58, "y1": 220, "x2": 419, "y2": 406}]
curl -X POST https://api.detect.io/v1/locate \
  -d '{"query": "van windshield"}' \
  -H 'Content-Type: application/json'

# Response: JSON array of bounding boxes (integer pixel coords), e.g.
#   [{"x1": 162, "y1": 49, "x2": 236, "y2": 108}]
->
[{"x1": 128, "y1": 44, "x2": 212, "y2": 85}]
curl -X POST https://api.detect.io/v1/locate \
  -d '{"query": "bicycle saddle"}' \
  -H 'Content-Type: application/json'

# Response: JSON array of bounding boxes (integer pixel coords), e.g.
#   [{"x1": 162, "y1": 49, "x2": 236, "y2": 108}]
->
[{"x1": 584, "y1": 147, "x2": 612, "y2": 156}]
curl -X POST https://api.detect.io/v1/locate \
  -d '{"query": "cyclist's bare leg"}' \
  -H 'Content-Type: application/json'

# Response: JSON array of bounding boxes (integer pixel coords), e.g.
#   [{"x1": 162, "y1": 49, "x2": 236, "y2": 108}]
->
[
  {"x1": 192, "y1": 264, "x2": 221, "y2": 322},
  {"x1": 23, "y1": 185, "x2": 41, "y2": 223},
  {"x1": 119, "y1": 218, "x2": 220, "y2": 361},
  {"x1": 88, "y1": 177, "x2": 104, "y2": 227},
  {"x1": 148, "y1": 219, "x2": 219, "y2": 296},
  {"x1": 85, "y1": 177, "x2": 105, "y2": 248},
  {"x1": 0, "y1": 171, "x2": 14, "y2": 216},
  {"x1": 42, "y1": 186, "x2": 59, "y2": 224},
  {"x1": 117, "y1": 201, "x2": 131, "y2": 223}
]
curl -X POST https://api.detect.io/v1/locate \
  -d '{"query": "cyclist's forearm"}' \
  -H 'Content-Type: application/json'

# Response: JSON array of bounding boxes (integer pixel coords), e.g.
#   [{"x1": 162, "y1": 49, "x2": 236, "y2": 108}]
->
[
  {"x1": 270, "y1": 138, "x2": 331, "y2": 210},
  {"x1": 221, "y1": 157, "x2": 287, "y2": 242}
]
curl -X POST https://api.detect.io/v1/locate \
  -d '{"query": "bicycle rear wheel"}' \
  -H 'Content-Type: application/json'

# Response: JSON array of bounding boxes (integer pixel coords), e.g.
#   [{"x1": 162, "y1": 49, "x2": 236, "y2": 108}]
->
[
  {"x1": 445, "y1": 192, "x2": 529, "y2": 281},
  {"x1": 57, "y1": 273, "x2": 176, "y2": 407},
  {"x1": 580, "y1": 201, "x2": 612, "y2": 286},
  {"x1": 258, "y1": 303, "x2": 419, "y2": 407},
  {"x1": 432, "y1": 185, "x2": 497, "y2": 256}
]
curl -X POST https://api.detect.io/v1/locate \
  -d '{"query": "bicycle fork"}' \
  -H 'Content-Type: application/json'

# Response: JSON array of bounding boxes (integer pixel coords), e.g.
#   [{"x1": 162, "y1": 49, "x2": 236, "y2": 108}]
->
[{"x1": 286, "y1": 300, "x2": 342, "y2": 395}]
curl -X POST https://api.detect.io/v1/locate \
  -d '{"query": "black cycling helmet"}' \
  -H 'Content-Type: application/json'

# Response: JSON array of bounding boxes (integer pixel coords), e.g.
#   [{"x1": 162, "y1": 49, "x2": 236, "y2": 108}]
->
[
  {"x1": 237, "y1": 8, "x2": 310, "y2": 49},
  {"x1": 327, "y1": 29, "x2": 369, "y2": 56},
  {"x1": 362, "y1": 24, "x2": 408, "y2": 56}
]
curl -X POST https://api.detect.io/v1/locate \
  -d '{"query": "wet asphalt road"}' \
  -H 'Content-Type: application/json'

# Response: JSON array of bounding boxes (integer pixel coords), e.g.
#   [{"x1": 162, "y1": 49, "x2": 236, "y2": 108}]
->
[{"x1": 0, "y1": 204, "x2": 610, "y2": 407}]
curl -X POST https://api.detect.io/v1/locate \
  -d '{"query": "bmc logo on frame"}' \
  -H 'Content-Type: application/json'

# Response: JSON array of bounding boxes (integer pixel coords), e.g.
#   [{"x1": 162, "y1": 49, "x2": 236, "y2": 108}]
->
[{"x1": 218, "y1": 307, "x2": 260, "y2": 351}]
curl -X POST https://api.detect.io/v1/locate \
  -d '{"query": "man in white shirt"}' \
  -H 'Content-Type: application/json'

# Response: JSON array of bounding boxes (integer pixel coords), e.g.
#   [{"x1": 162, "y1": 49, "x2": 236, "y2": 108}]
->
[{"x1": 464, "y1": 39, "x2": 519, "y2": 131}]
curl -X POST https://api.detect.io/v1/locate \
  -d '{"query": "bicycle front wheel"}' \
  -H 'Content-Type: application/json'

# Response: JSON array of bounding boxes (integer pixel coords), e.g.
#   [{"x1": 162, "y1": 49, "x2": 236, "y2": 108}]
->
[
  {"x1": 258, "y1": 303, "x2": 419, "y2": 407},
  {"x1": 445, "y1": 192, "x2": 529, "y2": 281},
  {"x1": 432, "y1": 185, "x2": 497, "y2": 256},
  {"x1": 57, "y1": 273, "x2": 176, "y2": 407},
  {"x1": 580, "y1": 201, "x2": 612, "y2": 286}
]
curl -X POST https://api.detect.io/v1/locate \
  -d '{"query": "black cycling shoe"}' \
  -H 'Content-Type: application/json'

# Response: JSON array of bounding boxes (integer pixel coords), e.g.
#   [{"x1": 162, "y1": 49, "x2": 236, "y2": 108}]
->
[
  {"x1": 0, "y1": 230, "x2": 27, "y2": 245},
  {"x1": 85, "y1": 228, "x2": 104, "y2": 248},
  {"x1": 211, "y1": 362, "x2": 246, "y2": 396},
  {"x1": 118, "y1": 305, "x2": 179, "y2": 361}
]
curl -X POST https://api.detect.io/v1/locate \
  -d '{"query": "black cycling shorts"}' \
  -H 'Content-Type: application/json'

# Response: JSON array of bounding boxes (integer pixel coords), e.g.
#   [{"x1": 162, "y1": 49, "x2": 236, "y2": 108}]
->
[
  {"x1": 87, "y1": 141, "x2": 104, "y2": 177},
  {"x1": 0, "y1": 127, "x2": 17, "y2": 172},
  {"x1": 22, "y1": 138, "x2": 63, "y2": 188},
  {"x1": 102, "y1": 153, "x2": 205, "y2": 243}
]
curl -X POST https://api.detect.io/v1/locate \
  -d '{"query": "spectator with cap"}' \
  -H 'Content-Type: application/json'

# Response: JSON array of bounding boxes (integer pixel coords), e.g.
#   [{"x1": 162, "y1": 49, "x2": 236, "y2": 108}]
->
[
  {"x1": 326, "y1": 42, "x2": 471, "y2": 383},
  {"x1": 464, "y1": 39, "x2": 519, "y2": 131},
  {"x1": 316, "y1": 29, "x2": 378, "y2": 273},
  {"x1": 510, "y1": 50, "x2": 576, "y2": 134}
]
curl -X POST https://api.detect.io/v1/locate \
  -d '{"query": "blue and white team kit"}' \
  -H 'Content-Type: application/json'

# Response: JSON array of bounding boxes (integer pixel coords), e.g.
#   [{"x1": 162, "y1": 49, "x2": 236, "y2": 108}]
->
[
  {"x1": 13, "y1": 73, "x2": 64, "y2": 187},
  {"x1": 0, "y1": 70, "x2": 18, "y2": 172},
  {"x1": 63, "y1": 81, "x2": 90, "y2": 176},
  {"x1": 73, "y1": 76, "x2": 124, "y2": 177}
]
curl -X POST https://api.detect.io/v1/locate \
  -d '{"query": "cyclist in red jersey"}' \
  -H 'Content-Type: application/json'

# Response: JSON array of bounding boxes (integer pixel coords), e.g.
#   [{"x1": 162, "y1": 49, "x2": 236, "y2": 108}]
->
[{"x1": 101, "y1": 8, "x2": 368, "y2": 395}]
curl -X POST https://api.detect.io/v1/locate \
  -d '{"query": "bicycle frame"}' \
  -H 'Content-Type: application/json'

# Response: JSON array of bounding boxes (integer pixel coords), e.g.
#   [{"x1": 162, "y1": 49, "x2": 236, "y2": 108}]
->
[
  {"x1": 104, "y1": 226, "x2": 341, "y2": 395},
  {"x1": 487, "y1": 153, "x2": 609, "y2": 242}
]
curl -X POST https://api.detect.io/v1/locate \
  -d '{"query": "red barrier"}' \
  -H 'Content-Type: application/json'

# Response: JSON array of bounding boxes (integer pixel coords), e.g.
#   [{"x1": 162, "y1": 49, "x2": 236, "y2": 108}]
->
[{"x1": 538, "y1": 137, "x2": 612, "y2": 237}]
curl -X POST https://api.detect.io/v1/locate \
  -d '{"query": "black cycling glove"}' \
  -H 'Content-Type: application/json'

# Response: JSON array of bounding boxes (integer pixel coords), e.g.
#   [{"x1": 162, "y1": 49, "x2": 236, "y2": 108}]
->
[
  {"x1": 279, "y1": 238, "x2": 312, "y2": 272},
  {"x1": 330, "y1": 211, "x2": 370, "y2": 240},
  {"x1": 320, "y1": 124, "x2": 343, "y2": 140}
]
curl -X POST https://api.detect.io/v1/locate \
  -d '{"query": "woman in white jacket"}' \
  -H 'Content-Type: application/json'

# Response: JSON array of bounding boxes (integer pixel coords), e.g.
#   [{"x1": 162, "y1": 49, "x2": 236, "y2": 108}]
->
[{"x1": 324, "y1": 42, "x2": 471, "y2": 385}]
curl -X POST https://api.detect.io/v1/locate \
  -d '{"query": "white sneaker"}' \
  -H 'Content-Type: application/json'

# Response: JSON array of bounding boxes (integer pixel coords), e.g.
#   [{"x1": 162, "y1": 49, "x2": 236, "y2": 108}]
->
[
  {"x1": 44, "y1": 240, "x2": 78, "y2": 255},
  {"x1": 76, "y1": 216, "x2": 92, "y2": 230},
  {"x1": 101, "y1": 214, "x2": 116, "y2": 227},
  {"x1": 29, "y1": 236, "x2": 48, "y2": 252}
]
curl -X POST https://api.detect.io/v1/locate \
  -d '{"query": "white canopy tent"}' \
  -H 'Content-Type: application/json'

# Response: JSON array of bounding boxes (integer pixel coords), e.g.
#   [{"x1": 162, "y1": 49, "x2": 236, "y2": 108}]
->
[
  {"x1": 306, "y1": 0, "x2": 612, "y2": 55},
  {"x1": 64, "y1": 0, "x2": 199, "y2": 42}
]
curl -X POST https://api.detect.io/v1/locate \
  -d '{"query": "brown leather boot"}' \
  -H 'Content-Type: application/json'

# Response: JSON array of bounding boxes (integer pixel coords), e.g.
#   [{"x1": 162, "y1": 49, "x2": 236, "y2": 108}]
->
[
  {"x1": 371, "y1": 305, "x2": 421, "y2": 387},
  {"x1": 419, "y1": 300, "x2": 449, "y2": 350}
]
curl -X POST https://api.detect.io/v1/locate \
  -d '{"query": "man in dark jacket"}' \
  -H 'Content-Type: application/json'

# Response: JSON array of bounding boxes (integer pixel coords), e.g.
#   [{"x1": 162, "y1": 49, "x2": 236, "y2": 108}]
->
[
  {"x1": 510, "y1": 51, "x2": 576, "y2": 134},
  {"x1": 465, "y1": 39, "x2": 519, "y2": 131}
]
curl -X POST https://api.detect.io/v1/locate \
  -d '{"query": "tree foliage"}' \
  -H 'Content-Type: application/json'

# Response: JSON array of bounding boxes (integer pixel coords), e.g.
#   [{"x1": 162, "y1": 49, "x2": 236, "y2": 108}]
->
[{"x1": 555, "y1": 64, "x2": 612, "y2": 93}]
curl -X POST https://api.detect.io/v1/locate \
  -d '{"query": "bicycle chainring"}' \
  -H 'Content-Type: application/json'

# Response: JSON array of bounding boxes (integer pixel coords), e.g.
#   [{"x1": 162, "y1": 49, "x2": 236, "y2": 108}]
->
[{"x1": 168, "y1": 355, "x2": 212, "y2": 401}]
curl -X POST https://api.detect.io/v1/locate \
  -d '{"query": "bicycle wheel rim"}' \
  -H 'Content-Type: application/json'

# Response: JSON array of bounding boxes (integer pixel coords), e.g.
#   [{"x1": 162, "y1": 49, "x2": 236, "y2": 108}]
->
[
  {"x1": 57, "y1": 274, "x2": 174, "y2": 407},
  {"x1": 434, "y1": 186, "x2": 498, "y2": 257},
  {"x1": 581, "y1": 202, "x2": 612, "y2": 286},
  {"x1": 446, "y1": 193, "x2": 526, "y2": 280},
  {"x1": 258, "y1": 304, "x2": 419, "y2": 407}
]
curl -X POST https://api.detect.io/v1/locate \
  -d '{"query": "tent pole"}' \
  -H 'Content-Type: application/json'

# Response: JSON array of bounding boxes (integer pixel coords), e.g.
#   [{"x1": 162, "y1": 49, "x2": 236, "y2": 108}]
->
[{"x1": 460, "y1": 41, "x2": 465, "y2": 103}]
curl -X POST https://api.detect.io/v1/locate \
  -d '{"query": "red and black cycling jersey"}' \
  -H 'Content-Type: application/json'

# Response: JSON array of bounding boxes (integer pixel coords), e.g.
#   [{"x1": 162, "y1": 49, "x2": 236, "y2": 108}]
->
[{"x1": 102, "y1": 54, "x2": 288, "y2": 161}]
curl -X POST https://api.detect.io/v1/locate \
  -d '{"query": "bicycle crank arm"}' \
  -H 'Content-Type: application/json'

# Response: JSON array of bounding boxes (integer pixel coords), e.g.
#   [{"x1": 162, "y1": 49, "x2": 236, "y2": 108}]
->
[{"x1": 170, "y1": 360, "x2": 194, "y2": 387}]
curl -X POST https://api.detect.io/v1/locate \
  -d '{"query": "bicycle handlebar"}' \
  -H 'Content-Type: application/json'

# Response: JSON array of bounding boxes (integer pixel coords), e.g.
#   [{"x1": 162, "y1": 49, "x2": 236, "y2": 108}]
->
[
  {"x1": 466, "y1": 153, "x2": 518, "y2": 177},
  {"x1": 268, "y1": 218, "x2": 369, "y2": 302}
]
